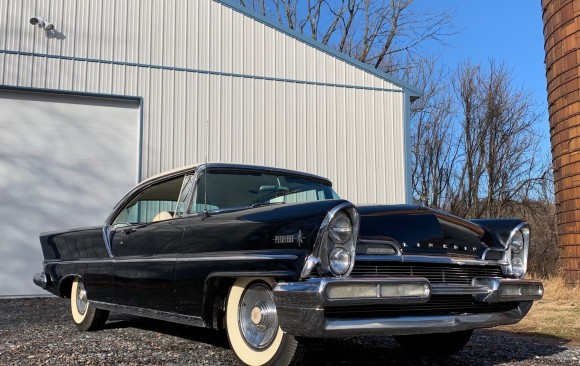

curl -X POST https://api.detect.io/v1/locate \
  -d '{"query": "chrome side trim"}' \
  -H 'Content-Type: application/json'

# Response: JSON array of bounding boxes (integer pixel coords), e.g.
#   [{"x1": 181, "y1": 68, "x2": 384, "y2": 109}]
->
[
  {"x1": 44, "y1": 254, "x2": 298, "y2": 265},
  {"x1": 91, "y1": 301, "x2": 206, "y2": 328}
]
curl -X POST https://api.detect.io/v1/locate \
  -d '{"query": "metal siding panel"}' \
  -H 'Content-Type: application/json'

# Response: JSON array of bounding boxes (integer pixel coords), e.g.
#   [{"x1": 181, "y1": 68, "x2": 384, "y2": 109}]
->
[
  {"x1": 138, "y1": 0, "x2": 152, "y2": 65},
  {"x1": 4, "y1": 0, "x2": 18, "y2": 51},
  {"x1": 18, "y1": 54, "x2": 33, "y2": 86},
  {"x1": 198, "y1": 0, "x2": 209, "y2": 71},
  {"x1": 209, "y1": 0, "x2": 220, "y2": 71},
  {"x1": 112, "y1": 64, "x2": 125, "y2": 95},
  {"x1": 231, "y1": 6, "x2": 244, "y2": 74},
  {"x1": 71, "y1": 60, "x2": 87, "y2": 91},
  {"x1": 59, "y1": 0, "x2": 76, "y2": 56},
  {"x1": 282, "y1": 82, "x2": 295, "y2": 168},
  {"x1": 126, "y1": 0, "x2": 140, "y2": 63},
  {"x1": 99, "y1": 62, "x2": 113, "y2": 93},
  {"x1": 150, "y1": 1, "x2": 163, "y2": 65},
  {"x1": 74, "y1": 0, "x2": 90, "y2": 58},
  {"x1": 112, "y1": 0, "x2": 128, "y2": 61},
  {"x1": 86, "y1": 0, "x2": 103, "y2": 60},
  {"x1": 47, "y1": 0, "x2": 63, "y2": 55},
  {"x1": 162, "y1": 69, "x2": 175, "y2": 170},
  {"x1": 58, "y1": 55, "x2": 73, "y2": 90},
  {"x1": 184, "y1": 72, "x2": 199, "y2": 165},
  {"x1": 0, "y1": 0, "x2": 7, "y2": 50},
  {"x1": 138, "y1": 67, "x2": 151, "y2": 176},
  {"x1": 218, "y1": 4, "x2": 232, "y2": 73},
  {"x1": 163, "y1": 0, "x2": 176, "y2": 67},
  {"x1": 19, "y1": 1, "x2": 35, "y2": 53}
]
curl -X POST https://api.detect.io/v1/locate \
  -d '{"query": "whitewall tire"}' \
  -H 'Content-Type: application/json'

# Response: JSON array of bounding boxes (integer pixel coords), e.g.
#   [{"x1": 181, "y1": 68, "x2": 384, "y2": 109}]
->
[
  {"x1": 70, "y1": 277, "x2": 109, "y2": 331},
  {"x1": 225, "y1": 277, "x2": 305, "y2": 366}
]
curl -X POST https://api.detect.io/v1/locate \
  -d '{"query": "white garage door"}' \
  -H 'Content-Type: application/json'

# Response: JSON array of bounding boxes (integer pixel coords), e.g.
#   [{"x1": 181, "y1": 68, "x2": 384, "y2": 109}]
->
[{"x1": 0, "y1": 90, "x2": 140, "y2": 296}]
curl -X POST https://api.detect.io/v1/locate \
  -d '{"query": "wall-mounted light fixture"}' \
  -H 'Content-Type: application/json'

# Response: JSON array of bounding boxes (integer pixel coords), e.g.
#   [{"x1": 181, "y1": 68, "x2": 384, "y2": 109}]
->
[{"x1": 30, "y1": 16, "x2": 54, "y2": 31}]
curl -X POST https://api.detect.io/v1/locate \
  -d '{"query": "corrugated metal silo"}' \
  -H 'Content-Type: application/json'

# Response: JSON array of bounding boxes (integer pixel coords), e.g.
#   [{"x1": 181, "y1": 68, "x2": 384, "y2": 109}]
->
[{"x1": 542, "y1": 0, "x2": 580, "y2": 282}]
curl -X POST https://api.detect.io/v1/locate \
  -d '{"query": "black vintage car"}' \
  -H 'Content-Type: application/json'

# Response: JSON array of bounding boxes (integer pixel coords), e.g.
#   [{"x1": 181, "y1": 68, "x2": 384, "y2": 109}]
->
[{"x1": 34, "y1": 163, "x2": 543, "y2": 365}]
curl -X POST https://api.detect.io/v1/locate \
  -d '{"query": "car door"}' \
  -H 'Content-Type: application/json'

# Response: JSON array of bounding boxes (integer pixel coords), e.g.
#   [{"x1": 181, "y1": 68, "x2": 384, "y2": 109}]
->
[
  {"x1": 109, "y1": 219, "x2": 186, "y2": 312},
  {"x1": 108, "y1": 174, "x2": 192, "y2": 312}
]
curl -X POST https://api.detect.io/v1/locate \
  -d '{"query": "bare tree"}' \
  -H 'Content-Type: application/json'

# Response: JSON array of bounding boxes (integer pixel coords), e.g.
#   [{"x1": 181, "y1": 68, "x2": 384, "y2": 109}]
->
[
  {"x1": 400, "y1": 57, "x2": 456, "y2": 209},
  {"x1": 448, "y1": 61, "x2": 546, "y2": 219},
  {"x1": 236, "y1": 0, "x2": 454, "y2": 73}
]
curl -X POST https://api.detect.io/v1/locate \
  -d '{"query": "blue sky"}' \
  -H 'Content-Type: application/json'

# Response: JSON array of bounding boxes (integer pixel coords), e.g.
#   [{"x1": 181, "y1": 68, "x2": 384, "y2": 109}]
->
[{"x1": 413, "y1": 0, "x2": 550, "y2": 157}]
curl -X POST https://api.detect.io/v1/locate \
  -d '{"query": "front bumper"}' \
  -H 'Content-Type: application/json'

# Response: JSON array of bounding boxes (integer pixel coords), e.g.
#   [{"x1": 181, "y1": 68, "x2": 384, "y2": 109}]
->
[{"x1": 273, "y1": 277, "x2": 543, "y2": 338}]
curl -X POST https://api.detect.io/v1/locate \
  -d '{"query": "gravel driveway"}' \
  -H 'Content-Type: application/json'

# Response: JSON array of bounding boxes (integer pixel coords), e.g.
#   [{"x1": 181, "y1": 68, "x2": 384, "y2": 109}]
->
[{"x1": 1, "y1": 297, "x2": 578, "y2": 365}]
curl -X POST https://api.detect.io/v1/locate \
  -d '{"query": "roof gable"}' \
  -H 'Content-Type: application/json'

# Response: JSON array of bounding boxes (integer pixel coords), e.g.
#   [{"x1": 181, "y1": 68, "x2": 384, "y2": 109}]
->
[{"x1": 214, "y1": 0, "x2": 421, "y2": 97}]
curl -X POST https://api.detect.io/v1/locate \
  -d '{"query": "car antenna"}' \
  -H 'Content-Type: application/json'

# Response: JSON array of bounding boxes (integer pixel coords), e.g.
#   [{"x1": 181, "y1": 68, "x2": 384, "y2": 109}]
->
[{"x1": 202, "y1": 120, "x2": 211, "y2": 220}]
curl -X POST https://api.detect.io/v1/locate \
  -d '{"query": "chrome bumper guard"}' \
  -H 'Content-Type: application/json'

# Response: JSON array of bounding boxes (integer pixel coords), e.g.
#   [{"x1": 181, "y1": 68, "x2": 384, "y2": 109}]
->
[
  {"x1": 273, "y1": 277, "x2": 543, "y2": 338},
  {"x1": 33, "y1": 272, "x2": 48, "y2": 289}
]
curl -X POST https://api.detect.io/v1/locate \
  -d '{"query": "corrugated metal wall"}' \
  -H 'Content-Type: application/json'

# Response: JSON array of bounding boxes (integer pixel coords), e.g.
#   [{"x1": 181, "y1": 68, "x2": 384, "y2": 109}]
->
[{"x1": 0, "y1": 0, "x2": 410, "y2": 204}]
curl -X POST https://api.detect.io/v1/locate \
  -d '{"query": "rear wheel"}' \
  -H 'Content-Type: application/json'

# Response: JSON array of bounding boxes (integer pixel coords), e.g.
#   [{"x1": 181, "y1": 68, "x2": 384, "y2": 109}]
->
[
  {"x1": 70, "y1": 277, "x2": 109, "y2": 331},
  {"x1": 225, "y1": 277, "x2": 305, "y2": 366},
  {"x1": 394, "y1": 330, "x2": 473, "y2": 356}
]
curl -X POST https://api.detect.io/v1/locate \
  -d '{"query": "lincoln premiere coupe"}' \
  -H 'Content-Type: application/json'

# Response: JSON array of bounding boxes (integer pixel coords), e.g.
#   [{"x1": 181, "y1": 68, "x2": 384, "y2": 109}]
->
[{"x1": 34, "y1": 163, "x2": 543, "y2": 365}]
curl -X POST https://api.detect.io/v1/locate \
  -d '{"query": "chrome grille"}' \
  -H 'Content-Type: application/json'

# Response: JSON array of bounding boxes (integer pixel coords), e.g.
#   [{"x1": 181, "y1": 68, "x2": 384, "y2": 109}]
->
[{"x1": 351, "y1": 261, "x2": 503, "y2": 285}]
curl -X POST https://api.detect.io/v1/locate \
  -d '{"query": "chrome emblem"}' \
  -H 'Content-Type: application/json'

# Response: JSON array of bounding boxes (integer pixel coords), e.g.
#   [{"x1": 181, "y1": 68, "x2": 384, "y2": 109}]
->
[
  {"x1": 405, "y1": 242, "x2": 479, "y2": 253},
  {"x1": 274, "y1": 230, "x2": 305, "y2": 246}
]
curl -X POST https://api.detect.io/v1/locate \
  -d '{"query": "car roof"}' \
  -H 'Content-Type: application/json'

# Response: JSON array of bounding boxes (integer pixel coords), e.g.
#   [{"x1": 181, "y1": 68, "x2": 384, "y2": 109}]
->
[{"x1": 140, "y1": 163, "x2": 332, "y2": 187}]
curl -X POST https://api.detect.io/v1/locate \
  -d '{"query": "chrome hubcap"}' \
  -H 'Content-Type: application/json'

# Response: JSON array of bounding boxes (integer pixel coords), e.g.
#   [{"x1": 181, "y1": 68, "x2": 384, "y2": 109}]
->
[
  {"x1": 239, "y1": 283, "x2": 278, "y2": 349},
  {"x1": 76, "y1": 282, "x2": 88, "y2": 315}
]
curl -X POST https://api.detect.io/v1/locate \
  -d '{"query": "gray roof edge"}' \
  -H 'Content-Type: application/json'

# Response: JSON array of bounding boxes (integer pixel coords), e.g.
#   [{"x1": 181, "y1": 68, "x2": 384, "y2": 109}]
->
[{"x1": 214, "y1": 0, "x2": 422, "y2": 97}]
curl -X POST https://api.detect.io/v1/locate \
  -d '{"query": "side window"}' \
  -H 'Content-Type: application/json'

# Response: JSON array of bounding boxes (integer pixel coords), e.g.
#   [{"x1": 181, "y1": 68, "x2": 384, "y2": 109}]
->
[
  {"x1": 113, "y1": 176, "x2": 184, "y2": 226},
  {"x1": 191, "y1": 172, "x2": 219, "y2": 213}
]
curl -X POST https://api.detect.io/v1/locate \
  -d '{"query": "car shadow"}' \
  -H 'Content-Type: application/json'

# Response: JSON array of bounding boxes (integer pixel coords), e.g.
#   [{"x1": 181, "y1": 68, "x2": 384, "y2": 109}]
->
[
  {"x1": 104, "y1": 313, "x2": 230, "y2": 349},
  {"x1": 103, "y1": 313, "x2": 572, "y2": 365},
  {"x1": 303, "y1": 329, "x2": 572, "y2": 366}
]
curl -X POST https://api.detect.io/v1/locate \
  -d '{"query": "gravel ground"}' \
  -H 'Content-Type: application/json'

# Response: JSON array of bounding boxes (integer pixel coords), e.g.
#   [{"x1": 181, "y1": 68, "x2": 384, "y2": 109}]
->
[{"x1": 1, "y1": 297, "x2": 579, "y2": 365}]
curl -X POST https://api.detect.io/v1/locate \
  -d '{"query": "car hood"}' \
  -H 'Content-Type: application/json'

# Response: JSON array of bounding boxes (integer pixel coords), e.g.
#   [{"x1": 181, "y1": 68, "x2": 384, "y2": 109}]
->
[{"x1": 356, "y1": 204, "x2": 500, "y2": 258}]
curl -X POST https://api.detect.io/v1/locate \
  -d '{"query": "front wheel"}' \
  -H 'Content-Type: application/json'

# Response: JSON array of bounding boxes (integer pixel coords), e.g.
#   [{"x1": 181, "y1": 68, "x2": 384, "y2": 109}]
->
[
  {"x1": 225, "y1": 277, "x2": 305, "y2": 366},
  {"x1": 394, "y1": 329, "x2": 473, "y2": 356},
  {"x1": 70, "y1": 277, "x2": 109, "y2": 331}
]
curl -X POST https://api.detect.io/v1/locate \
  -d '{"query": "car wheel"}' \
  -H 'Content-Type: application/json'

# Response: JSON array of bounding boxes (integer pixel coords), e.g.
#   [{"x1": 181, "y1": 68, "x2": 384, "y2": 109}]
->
[
  {"x1": 225, "y1": 277, "x2": 306, "y2": 366},
  {"x1": 394, "y1": 329, "x2": 473, "y2": 356},
  {"x1": 70, "y1": 277, "x2": 109, "y2": 331}
]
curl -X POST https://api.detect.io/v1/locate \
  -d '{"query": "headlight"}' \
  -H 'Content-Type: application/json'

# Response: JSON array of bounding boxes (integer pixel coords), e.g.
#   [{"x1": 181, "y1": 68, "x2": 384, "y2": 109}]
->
[
  {"x1": 505, "y1": 223, "x2": 530, "y2": 279},
  {"x1": 329, "y1": 247, "x2": 351, "y2": 275},
  {"x1": 328, "y1": 211, "x2": 353, "y2": 244},
  {"x1": 511, "y1": 231, "x2": 524, "y2": 254},
  {"x1": 511, "y1": 256, "x2": 524, "y2": 278},
  {"x1": 303, "y1": 202, "x2": 359, "y2": 278}
]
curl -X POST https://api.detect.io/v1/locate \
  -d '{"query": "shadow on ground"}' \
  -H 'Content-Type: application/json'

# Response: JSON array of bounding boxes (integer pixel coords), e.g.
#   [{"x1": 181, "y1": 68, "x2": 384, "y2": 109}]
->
[{"x1": 103, "y1": 311, "x2": 571, "y2": 366}]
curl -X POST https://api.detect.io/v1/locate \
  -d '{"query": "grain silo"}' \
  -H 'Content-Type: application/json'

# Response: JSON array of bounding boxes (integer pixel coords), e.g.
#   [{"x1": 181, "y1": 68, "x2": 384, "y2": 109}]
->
[{"x1": 542, "y1": 0, "x2": 580, "y2": 282}]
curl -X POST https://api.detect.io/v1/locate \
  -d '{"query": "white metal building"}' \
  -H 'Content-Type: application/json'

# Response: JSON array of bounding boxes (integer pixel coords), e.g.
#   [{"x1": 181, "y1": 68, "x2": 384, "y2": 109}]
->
[{"x1": 0, "y1": 0, "x2": 420, "y2": 296}]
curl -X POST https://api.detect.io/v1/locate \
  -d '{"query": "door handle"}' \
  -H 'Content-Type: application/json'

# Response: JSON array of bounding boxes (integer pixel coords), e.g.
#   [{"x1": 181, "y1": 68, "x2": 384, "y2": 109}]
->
[{"x1": 123, "y1": 227, "x2": 137, "y2": 234}]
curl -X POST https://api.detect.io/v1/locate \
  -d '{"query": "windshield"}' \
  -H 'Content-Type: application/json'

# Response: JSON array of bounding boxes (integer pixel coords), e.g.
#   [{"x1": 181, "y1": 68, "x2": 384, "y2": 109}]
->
[{"x1": 190, "y1": 169, "x2": 339, "y2": 213}]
